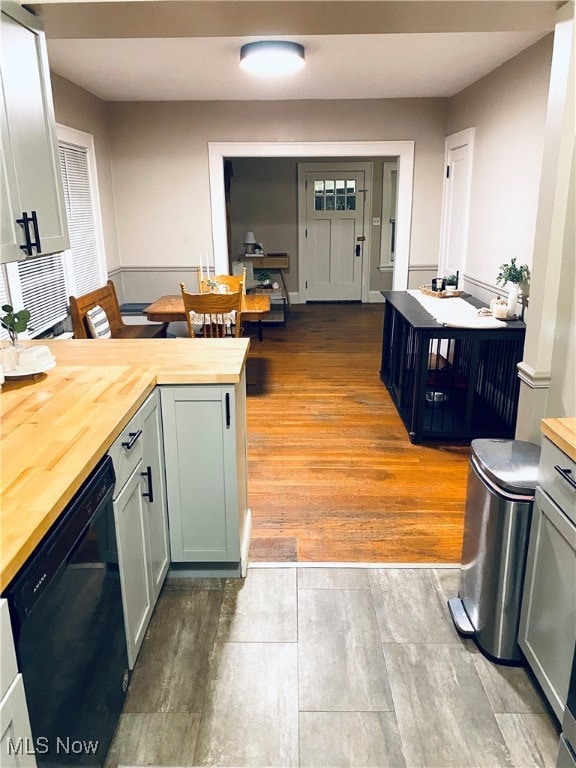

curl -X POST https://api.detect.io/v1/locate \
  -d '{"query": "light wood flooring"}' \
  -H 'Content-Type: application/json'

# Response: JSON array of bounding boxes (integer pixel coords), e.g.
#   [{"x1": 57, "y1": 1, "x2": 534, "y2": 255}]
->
[{"x1": 244, "y1": 303, "x2": 470, "y2": 564}]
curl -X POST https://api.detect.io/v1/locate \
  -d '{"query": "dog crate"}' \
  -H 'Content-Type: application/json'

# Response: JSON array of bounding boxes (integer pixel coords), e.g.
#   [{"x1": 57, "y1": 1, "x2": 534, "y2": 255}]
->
[{"x1": 379, "y1": 291, "x2": 526, "y2": 443}]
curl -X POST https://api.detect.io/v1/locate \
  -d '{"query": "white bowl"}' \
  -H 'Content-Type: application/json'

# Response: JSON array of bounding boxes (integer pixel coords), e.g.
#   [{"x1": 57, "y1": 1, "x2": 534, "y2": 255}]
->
[{"x1": 425, "y1": 391, "x2": 449, "y2": 407}]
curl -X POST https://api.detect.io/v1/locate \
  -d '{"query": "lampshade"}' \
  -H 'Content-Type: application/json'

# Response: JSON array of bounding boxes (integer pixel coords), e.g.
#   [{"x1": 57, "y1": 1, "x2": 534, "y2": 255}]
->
[
  {"x1": 243, "y1": 231, "x2": 257, "y2": 244},
  {"x1": 239, "y1": 41, "x2": 306, "y2": 77}
]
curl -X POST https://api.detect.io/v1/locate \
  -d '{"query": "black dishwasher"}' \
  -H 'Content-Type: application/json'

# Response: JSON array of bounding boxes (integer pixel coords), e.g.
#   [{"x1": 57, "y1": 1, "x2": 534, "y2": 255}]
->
[{"x1": 4, "y1": 455, "x2": 129, "y2": 767}]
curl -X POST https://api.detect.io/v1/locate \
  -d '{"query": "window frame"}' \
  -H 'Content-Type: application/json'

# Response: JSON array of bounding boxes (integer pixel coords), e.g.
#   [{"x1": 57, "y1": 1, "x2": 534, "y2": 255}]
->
[{"x1": 56, "y1": 123, "x2": 108, "y2": 296}]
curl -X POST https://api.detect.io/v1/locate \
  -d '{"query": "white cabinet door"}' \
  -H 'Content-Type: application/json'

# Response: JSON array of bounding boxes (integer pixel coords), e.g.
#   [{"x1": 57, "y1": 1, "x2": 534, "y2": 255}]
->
[
  {"x1": 0, "y1": 4, "x2": 69, "y2": 262},
  {"x1": 0, "y1": 601, "x2": 35, "y2": 767},
  {"x1": 139, "y1": 390, "x2": 169, "y2": 604},
  {"x1": 113, "y1": 467, "x2": 153, "y2": 669},
  {"x1": 0, "y1": 676, "x2": 36, "y2": 768},
  {"x1": 519, "y1": 487, "x2": 576, "y2": 722},
  {"x1": 161, "y1": 385, "x2": 248, "y2": 565}
]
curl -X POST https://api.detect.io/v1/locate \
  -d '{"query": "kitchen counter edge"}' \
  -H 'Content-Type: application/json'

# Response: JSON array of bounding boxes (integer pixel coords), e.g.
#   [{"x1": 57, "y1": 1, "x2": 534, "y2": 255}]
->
[{"x1": 541, "y1": 417, "x2": 576, "y2": 462}]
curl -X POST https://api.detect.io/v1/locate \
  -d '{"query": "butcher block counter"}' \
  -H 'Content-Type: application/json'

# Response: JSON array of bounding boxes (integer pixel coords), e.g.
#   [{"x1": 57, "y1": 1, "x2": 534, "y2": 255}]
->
[
  {"x1": 42, "y1": 337, "x2": 250, "y2": 384},
  {"x1": 0, "y1": 338, "x2": 250, "y2": 589},
  {"x1": 540, "y1": 417, "x2": 576, "y2": 462}
]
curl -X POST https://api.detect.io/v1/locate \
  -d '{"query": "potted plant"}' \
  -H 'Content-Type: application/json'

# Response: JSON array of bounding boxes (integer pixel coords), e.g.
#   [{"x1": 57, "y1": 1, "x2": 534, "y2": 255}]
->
[
  {"x1": 444, "y1": 273, "x2": 458, "y2": 288},
  {"x1": 1, "y1": 304, "x2": 32, "y2": 372},
  {"x1": 496, "y1": 258, "x2": 530, "y2": 317},
  {"x1": 1, "y1": 304, "x2": 31, "y2": 346},
  {"x1": 258, "y1": 270, "x2": 272, "y2": 286}
]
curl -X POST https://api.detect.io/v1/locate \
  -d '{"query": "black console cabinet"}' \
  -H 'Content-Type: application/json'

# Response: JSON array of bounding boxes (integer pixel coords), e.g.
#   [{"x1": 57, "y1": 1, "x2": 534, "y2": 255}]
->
[{"x1": 380, "y1": 291, "x2": 526, "y2": 444}]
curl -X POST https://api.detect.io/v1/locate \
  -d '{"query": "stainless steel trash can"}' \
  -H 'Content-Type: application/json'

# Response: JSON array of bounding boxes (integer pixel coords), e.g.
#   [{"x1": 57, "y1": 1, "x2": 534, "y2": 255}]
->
[{"x1": 448, "y1": 438, "x2": 540, "y2": 664}]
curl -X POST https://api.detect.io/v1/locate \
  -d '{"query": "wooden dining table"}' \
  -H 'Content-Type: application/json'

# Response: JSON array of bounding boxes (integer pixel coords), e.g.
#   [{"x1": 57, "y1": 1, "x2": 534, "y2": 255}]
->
[{"x1": 144, "y1": 292, "x2": 271, "y2": 339}]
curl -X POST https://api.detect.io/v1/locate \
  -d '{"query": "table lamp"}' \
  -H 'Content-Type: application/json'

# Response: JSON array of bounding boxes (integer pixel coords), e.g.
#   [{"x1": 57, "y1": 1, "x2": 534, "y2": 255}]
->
[
  {"x1": 244, "y1": 231, "x2": 264, "y2": 255},
  {"x1": 243, "y1": 231, "x2": 256, "y2": 254}
]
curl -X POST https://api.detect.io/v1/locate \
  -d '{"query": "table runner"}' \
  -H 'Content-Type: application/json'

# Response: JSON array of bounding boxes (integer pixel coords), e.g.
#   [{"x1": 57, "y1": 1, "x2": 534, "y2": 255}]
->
[{"x1": 407, "y1": 290, "x2": 505, "y2": 328}]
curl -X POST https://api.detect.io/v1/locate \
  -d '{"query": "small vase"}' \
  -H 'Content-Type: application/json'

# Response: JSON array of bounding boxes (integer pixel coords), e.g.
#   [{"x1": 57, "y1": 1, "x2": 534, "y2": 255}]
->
[
  {"x1": 0, "y1": 343, "x2": 19, "y2": 373},
  {"x1": 506, "y1": 283, "x2": 519, "y2": 318}
]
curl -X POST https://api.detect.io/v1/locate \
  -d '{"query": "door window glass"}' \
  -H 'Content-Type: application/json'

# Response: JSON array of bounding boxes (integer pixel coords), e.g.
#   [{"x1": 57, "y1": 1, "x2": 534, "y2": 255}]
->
[{"x1": 313, "y1": 178, "x2": 356, "y2": 212}]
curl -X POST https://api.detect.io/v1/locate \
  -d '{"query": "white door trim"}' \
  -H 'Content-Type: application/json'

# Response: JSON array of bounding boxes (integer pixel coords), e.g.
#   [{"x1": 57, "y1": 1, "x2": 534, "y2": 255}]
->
[
  {"x1": 297, "y1": 162, "x2": 373, "y2": 303},
  {"x1": 438, "y1": 128, "x2": 475, "y2": 280},
  {"x1": 208, "y1": 141, "x2": 414, "y2": 291}
]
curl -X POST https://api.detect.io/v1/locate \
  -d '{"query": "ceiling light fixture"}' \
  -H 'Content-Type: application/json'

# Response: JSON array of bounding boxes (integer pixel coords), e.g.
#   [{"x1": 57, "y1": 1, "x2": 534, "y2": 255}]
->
[{"x1": 239, "y1": 41, "x2": 306, "y2": 77}]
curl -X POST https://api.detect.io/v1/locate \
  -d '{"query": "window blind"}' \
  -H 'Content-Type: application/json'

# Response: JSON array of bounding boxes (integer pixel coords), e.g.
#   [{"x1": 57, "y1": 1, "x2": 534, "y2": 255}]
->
[
  {"x1": 17, "y1": 255, "x2": 68, "y2": 336},
  {"x1": 0, "y1": 268, "x2": 9, "y2": 340},
  {"x1": 59, "y1": 141, "x2": 102, "y2": 296}
]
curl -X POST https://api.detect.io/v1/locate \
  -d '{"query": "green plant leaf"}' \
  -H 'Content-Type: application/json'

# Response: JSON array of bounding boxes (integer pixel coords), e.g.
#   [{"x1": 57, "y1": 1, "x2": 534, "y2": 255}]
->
[{"x1": 1, "y1": 306, "x2": 31, "y2": 335}]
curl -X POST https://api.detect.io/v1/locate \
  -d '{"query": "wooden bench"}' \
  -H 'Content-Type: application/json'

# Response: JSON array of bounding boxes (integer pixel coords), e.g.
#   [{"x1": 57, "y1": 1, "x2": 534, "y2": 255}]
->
[{"x1": 69, "y1": 281, "x2": 167, "y2": 339}]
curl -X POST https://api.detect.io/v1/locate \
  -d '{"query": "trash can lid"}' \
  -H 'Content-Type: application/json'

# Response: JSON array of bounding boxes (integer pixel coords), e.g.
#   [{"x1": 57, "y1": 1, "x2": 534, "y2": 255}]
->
[{"x1": 470, "y1": 439, "x2": 541, "y2": 496}]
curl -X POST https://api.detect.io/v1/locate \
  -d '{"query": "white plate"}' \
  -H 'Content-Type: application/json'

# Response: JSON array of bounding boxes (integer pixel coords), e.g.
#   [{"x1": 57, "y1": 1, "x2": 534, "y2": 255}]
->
[{"x1": 4, "y1": 359, "x2": 56, "y2": 378}]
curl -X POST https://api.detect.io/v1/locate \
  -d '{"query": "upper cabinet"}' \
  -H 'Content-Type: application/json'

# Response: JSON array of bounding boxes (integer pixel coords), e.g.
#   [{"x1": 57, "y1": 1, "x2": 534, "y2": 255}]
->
[{"x1": 1, "y1": 2, "x2": 69, "y2": 263}]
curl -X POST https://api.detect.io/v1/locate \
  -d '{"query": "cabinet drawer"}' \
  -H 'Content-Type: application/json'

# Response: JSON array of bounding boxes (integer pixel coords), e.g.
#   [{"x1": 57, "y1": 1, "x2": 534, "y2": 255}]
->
[
  {"x1": 0, "y1": 601, "x2": 17, "y2": 701},
  {"x1": 108, "y1": 412, "x2": 143, "y2": 495},
  {"x1": 539, "y1": 437, "x2": 576, "y2": 524}
]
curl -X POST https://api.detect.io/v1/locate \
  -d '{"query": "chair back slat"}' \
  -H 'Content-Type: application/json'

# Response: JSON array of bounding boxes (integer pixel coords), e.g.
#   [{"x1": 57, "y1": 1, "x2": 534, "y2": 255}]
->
[
  {"x1": 180, "y1": 283, "x2": 243, "y2": 338},
  {"x1": 199, "y1": 267, "x2": 246, "y2": 295}
]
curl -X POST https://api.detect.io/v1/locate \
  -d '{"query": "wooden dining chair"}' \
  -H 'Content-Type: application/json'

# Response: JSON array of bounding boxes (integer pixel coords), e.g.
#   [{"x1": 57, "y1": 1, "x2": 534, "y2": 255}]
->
[
  {"x1": 180, "y1": 282, "x2": 243, "y2": 338},
  {"x1": 199, "y1": 267, "x2": 246, "y2": 295}
]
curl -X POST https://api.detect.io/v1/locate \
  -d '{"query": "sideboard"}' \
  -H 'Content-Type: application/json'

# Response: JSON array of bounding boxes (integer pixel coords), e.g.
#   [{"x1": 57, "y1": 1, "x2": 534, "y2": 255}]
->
[{"x1": 379, "y1": 291, "x2": 526, "y2": 443}]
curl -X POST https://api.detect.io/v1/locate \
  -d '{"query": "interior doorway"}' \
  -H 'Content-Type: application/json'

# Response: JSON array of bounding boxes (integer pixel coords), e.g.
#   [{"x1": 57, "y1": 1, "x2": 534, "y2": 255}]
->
[
  {"x1": 439, "y1": 128, "x2": 475, "y2": 280},
  {"x1": 208, "y1": 141, "x2": 414, "y2": 293}
]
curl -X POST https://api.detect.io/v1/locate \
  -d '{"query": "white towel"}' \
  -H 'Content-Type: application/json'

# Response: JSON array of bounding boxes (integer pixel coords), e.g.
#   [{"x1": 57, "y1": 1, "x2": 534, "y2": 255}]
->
[
  {"x1": 407, "y1": 290, "x2": 506, "y2": 329},
  {"x1": 189, "y1": 310, "x2": 237, "y2": 334}
]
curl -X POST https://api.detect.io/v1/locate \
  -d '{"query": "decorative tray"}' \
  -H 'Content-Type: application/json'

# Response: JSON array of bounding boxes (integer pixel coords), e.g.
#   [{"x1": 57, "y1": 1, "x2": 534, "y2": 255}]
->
[
  {"x1": 4, "y1": 359, "x2": 56, "y2": 378},
  {"x1": 419, "y1": 285, "x2": 463, "y2": 299}
]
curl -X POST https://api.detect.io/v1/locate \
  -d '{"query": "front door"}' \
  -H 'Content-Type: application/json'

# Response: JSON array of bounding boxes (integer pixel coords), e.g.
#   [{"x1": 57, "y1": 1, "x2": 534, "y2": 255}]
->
[{"x1": 302, "y1": 166, "x2": 367, "y2": 301}]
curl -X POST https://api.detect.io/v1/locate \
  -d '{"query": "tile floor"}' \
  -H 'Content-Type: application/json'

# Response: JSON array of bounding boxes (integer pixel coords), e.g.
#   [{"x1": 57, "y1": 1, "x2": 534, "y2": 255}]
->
[{"x1": 105, "y1": 566, "x2": 560, "y2": 768}]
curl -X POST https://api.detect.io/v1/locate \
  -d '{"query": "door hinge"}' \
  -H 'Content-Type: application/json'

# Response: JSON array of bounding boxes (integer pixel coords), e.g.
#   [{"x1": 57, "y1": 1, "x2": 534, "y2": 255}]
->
[
  {"x1": 446, "y1": 166, "x2": 450, "y2": 179},
  {"x1": 305, "y1": 228, "x2": 308, "y2": 237}
]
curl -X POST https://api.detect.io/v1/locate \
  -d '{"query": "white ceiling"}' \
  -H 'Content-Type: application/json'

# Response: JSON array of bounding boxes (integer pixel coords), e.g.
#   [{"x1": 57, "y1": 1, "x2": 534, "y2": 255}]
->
[
  {"x1": 37, "y1": 0, "x2": 558, "y2": 103},
  {"x1": 46, "y1": 29, "x2": 547, "y2": 101}
]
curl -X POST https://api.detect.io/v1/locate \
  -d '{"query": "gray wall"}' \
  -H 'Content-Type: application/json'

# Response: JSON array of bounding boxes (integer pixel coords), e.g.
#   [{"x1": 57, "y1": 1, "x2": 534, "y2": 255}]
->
[
  {"x1": 102, "y1": 98, "x2": 447, "y2": 293},
  {"x1": 446, "y1": 35, "x2": 554, "y2": 307}
]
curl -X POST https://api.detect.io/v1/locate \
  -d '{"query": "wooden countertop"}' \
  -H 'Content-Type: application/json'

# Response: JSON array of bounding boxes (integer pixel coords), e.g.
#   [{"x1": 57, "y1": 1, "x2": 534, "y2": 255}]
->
[
  {"x1": 42, "y1": 337, "x2": 250, "y2": 384},
  {"x1": 541, "y1": 417, "x2": 576, "y2": 462},
  {"x1": 0, "y1": 338, "x2": 250, "y2": 589},
  {"x1": 1, "y1": 365, "x2": 156, "y2": 589}
]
